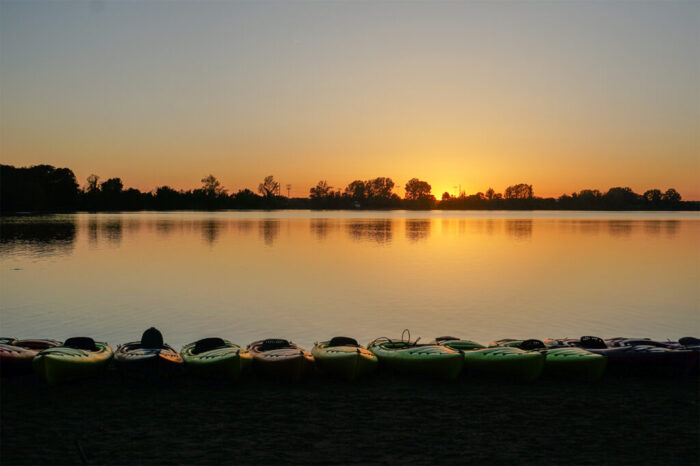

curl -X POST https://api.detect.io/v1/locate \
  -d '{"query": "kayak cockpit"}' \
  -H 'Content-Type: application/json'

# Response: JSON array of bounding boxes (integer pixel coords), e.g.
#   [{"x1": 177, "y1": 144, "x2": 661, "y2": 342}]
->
[
  {"x1": 192, "y1": 337, "x2": 228, "y2": 354},
  {"x1": 328, "y1": 337, "x2": 359, "y2": 347}
]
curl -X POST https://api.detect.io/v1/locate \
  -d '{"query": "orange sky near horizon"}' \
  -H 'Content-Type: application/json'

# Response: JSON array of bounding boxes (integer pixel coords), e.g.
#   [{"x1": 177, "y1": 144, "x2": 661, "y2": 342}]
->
[
  {"x1": 1, "y1": 1, "x2": 699, "y2": 200},
  {"x1": 3, "y1": 149, "x2": 697, "y2": 201}
]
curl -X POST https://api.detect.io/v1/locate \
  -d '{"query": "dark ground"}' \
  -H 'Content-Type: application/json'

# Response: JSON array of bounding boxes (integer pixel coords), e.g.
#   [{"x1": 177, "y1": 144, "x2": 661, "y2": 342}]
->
[{"x1": 1, "y1": 372, "x2": 698, "y2": 465}]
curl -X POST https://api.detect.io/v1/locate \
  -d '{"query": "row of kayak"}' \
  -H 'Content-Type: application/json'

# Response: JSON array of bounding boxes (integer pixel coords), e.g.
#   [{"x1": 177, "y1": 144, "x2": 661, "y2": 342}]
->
[{"x1": 2, "y1": 329, "x2": 698, "y2": 385}]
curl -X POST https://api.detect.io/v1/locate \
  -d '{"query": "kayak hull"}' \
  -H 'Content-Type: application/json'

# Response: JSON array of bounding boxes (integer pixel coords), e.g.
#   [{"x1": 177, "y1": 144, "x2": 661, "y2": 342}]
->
[
  {"x1": 115, "y1": 342, "x2": 184, "y2": 379},
  {"x1": 1, "y1": 339, "x2": 62, "y2": 376},
  {"x1": 33, "y1": 342, "x2": 113, "y2": 385},
  {"x1": 440, "y1": 339, "x2": 544, "y2": 382},
  {"x1": 491, "y1": 340, "x2": 606, "y2": 382},
  {"x1": 542, "y1": 347, "x2": 607, "y2": 381},
  {"x1": 252, "y1": 351, "x2": 314, "y2": 381},
  {"x1": 312, "y1": 343, "x2": 378, "y2": 381},
  {"x1": 248, "y1": 340, "x2": 314, "y2": 382},
  {"x1": 369, "y1": 341, "x2": 463, "y2": 380},
  {"x1": 589, "y1": 346, "x2": 696, "y2": 377},
  {"x1": 1, "y1": 344, "x2": 38, "y2": 376},
  {"x1": 547, "y1": 337, "x2": 698, "y2": 377},
  {"x1": 181, "y1": 340, "x2": 253, "y2": 382},
  {"x1": 466, "y1": 349, "x2": 545, "y2": 382}
]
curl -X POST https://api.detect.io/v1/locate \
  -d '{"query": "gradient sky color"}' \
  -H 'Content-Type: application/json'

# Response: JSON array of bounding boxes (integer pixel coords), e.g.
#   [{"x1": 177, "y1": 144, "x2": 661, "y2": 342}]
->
[{"x1": 1, "y1": 1, "x2": 699, "y2": 199}]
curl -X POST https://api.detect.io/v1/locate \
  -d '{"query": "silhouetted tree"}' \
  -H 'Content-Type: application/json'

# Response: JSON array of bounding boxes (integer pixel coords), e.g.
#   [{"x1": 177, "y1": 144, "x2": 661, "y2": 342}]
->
[
  {"x1": 404, "y1": 178, "x2": 432, "y2": 200},
  {"x1": 1, "y1": 164, "x2": 79, "y2": 213},
  {"x1": 100, "y1": 178, "x2": 123, "y2": 194},
  {"x1": 258, "y1": 175, "x2": 280, "y2": 197},
  {"x1": 366, "y1": 177, "x2": 395, "y2": 199},
  {"x1": 201, "y1": 174, "x2": 226, "y2": 196},
  {"x1": 344, "y1": 180, "x2": 366, "y2": 202},
  {"x1": 308, "y1": 181, "x2": 344, "y2": 209},
  {"x1": 233, "y1": 188, "x2": 263, "y2": 208},
  {"x1": 603, "y1": 187, "x2": 640, "y2": 209},
  {"x1": 441, "y1": 192, "x2": 451, "y2": 201},
  {"x1": 663, "y1": 188, "x2": 681, "y2": 203},
  {"x1": 310, "y1": 180, "x2": 333, "y2": 199},
  {"x1": 342, "y1": 178, "x2": 397, "y2": 207},
  {"x1": 643, "y1": 189, "x2": 663, "y2": 203},
  {"x1": 485, "y1": 187, "x2": 495, "y2": 200},
  {"x1": 153, "y1": 186, "x2": 181, "y2": 209},
  {"x1": 403, "y1": 178, "x2": 435, "y2": 209},
  {"x1": 86, "y1": 174, "x2": 100, "y2": 192},
  {"x1": 562, "y1": 189, "x2": 603, "y2": 209},
  {"x1": 122, "y1": 188, "x2": 146, "y2": 210},
  {"x1": 578, "y1": 189, "x2": 602, "y2": 200},
  {"x1": 95, "y1": 177, "x2": 124, "y2": 210},
  {"x1": 504, "y1": 183, "x2": 533, "y2": 199}
]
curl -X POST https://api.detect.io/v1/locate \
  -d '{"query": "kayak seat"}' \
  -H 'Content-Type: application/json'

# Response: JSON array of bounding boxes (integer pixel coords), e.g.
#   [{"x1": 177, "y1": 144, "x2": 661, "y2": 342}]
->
[
  {"x1": 519, "y1": 339, "x2": 546, "y2": 351},
  {"x1": 579, "y1": 336, "x2": 608, "y2": 349},
  {"x1": 64, "y1": 337, "x2": 97, "y2": 351},
  {"x1": 329, "y1": 337, "x2": 359, "y2": 347},
  {"x1": 192, "y1": 337, "x2": 227, "y2": 355},
  {"x1": 141, "y1": 327, "x2": 164, "y2": 348},
  {"x1": 260, "y1": 339, "x2": 292, "y2": 351}
]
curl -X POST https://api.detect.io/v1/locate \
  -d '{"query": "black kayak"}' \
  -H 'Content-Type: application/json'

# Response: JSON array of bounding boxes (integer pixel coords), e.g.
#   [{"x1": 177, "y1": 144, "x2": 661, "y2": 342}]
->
[
  {"x1": 605, "y1": 337, "x2": 700, "y2": 376},
  {"x1": 552, "y1": 336, "x2": 698, "y2": 377},
  {"x1": 114, "y1": 328, "x2": 184, "y2": 379}
]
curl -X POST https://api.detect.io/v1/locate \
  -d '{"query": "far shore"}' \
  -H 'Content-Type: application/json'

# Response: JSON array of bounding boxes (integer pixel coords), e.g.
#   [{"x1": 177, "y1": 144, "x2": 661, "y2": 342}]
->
[
  {"x1": 2, "y1": 206, "x2": 699, "y2": 217},
  {"x1": 2, "y1": 164, "x2": 698, "y2": 214}
]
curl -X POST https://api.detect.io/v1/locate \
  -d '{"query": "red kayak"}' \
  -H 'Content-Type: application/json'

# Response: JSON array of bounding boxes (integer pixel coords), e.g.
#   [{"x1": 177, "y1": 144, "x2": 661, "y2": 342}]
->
[{"x1": 0, "y1": 338, "x2": 62, "y2": 375}]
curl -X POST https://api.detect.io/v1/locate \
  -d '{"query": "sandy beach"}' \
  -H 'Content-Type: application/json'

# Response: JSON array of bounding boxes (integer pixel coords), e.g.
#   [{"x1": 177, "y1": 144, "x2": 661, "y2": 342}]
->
[{"x1": 1, "y1": 372, "x2": 697, "y2": 465}]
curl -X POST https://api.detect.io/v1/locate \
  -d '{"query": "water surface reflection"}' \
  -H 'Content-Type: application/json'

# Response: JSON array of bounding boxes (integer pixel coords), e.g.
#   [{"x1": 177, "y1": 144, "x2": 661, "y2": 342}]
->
[
  {"x1": 608, "y1": 220, "x2": 634, "y2": 237},
  {"x1": 505, "y1": 219, "x2": 533, "y2": 239},
  {"x1": 405, "y1": 219, "x2": 431, "y2": 242},
  {"x1": 103, "y1": 219, "x2": 123, "y2": 245},
  {"x1": 259, "y1": 220, "x2": 280, "y2": 246},
  {"x1": 0, "y1": 218, "x2": 76, "y2": 257},
  {"x1": 1, "y1": 211, "x2": 697, "y2": 350},
  {"x1": 347, "y1": 220, "x2": 393, "y2": 244},
  {"x1": 310, "y1": 219, "x2": 333, "y2": 240},
  {"x1": 202, "y1": 219, "x2": 221, "y2": 245}
]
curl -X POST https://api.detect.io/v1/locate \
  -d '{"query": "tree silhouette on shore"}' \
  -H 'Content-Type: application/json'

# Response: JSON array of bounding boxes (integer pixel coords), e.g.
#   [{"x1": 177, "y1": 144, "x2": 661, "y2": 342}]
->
[
  {"x1": 0, "y1": 163, "x2": 695, "y2": 214},
  {"x1": 258, "y1": 176, "x2": 280, "y2": 198}
]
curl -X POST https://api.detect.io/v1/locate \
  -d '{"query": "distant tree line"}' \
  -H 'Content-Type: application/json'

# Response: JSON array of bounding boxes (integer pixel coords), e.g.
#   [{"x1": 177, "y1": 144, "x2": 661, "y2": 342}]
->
[
  {"x1": 1, "y1": 164, "x2": 696, "y2": 214},
  {"x1": 437, "y1": 185, "x2": 689, "y2": 211}
]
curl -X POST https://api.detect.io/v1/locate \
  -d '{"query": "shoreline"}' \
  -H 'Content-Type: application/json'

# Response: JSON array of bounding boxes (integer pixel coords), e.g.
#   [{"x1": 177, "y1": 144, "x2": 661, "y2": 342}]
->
[
  {"x1": 2, "y1": 206, "x2": 700, "y2": 216},
  {"x1": 2, "y1": 372, "x2": 698, "y2": 465}
]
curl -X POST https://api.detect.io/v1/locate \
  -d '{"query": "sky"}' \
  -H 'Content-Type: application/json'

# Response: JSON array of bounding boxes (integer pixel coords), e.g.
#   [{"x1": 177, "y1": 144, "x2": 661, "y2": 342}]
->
[{"x1": 1, "y1": 0, "x2": 698, "y2": 199}]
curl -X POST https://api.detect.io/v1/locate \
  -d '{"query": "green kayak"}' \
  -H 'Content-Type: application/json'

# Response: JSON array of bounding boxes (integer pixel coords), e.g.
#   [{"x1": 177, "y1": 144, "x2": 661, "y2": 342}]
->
[
  {"x1": 435, "y1": 337, "x2": 544, "y2": 382},
  {"x1": 33, "y1": 337, "x2": 113, "y2": 385},
  {"x1": 368, "y1": 334, "x2": 463, "y2": 380},
  {"x1": 312, "y1": 337, "x2": 378, "y2": 381},
  {"x1": 180, "y1": 337, "x2": 253, "y2": 382},
  {"x1": 490, "y1": 339, "x2": 606, "y2": 382}
]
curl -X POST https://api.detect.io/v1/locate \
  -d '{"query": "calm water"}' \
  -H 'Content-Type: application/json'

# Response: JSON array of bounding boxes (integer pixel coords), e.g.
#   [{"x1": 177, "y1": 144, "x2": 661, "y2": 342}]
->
[{"x1": 1, "y1": 211, "x2": 698, "y2": 350}]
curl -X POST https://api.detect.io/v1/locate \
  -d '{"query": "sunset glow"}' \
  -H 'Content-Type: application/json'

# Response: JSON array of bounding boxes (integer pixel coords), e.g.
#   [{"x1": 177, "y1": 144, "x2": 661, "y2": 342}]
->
[{"x1": 1, "y1": 1, "x2": 698, "y2": 199}]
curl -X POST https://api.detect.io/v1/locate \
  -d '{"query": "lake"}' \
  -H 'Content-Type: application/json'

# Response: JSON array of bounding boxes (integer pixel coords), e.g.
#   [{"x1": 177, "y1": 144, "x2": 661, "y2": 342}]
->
[{"x1": 1, "y1": 211, "x2": 698, "y2": 350}]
